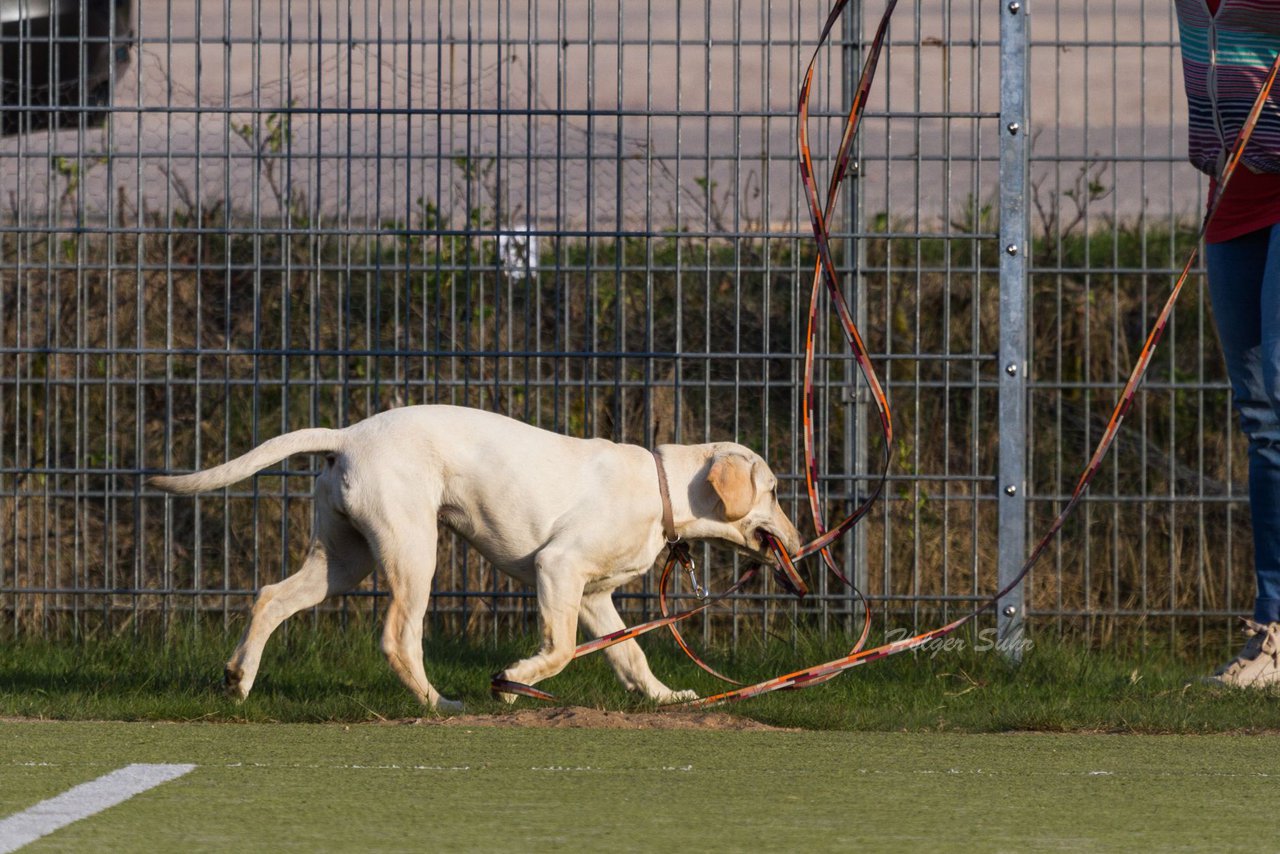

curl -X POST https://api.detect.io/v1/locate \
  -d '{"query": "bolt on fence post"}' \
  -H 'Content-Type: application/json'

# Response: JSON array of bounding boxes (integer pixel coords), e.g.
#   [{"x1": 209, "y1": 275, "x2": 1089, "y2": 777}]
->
[{"x1": 998, "y1": 0, "x2": 1030, "y2": 660}]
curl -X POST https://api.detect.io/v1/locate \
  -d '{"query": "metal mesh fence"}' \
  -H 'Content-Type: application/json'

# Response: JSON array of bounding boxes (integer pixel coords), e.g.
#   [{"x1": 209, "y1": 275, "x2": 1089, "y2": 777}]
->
[
  {"x1": 0, "y1": 0, "x2": 1251, "y2": 653},
  {"x1": 1026, "y1": 3, "x2": 1243, "y2": 650}
]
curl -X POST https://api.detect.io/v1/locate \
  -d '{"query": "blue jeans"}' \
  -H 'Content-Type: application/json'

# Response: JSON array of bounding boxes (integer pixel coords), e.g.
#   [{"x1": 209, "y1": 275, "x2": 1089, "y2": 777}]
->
[{"x1": 1206, "y1": 224, "x2": 1280, "y2": 624}]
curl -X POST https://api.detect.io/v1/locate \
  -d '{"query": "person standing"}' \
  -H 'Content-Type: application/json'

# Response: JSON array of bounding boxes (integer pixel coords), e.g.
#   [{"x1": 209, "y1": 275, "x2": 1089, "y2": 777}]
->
[{"x1": 1175, "y1": 0, "x2": 1280, "y2": 686}]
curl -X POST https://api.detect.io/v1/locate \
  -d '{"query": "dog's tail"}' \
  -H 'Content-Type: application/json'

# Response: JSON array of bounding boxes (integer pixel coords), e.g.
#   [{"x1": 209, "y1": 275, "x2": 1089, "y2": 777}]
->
[{"x1": 148, "y1": 428, "x2": 343, "y2": 494}]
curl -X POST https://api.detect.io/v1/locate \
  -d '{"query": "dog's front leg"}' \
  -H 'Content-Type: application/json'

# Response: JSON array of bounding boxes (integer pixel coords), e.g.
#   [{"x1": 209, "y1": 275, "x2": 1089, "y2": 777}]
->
[
  {"x1": 378, "y1": 524, "x2": 463, "y2": 713},
  {"x1": 579, "y1": 590, "x2": 699, "y2": 704},
  {"x1": 494, "y1": 553, "x2": 585, "y2": 703}
]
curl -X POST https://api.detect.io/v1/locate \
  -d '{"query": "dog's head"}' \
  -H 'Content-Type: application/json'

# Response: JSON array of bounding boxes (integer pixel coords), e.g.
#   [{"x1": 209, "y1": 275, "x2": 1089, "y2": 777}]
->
[{"x1": 688, "y1": 444, "x2": 803, "y2": 564}]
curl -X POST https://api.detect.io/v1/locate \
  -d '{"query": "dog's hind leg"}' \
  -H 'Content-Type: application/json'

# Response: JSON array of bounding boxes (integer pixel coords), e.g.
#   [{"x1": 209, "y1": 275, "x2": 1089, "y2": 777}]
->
[
  {"x1": 224, "y1": 516, "x2": 373, "y2": 701},
  {"x1": 377, "y1": 524, "x2": 462, "y2": 713},
  {"x1": 579, "y1": 591, "x2": 698, "y2": 703},
  {"x1": 494, "y1": 552, "x2": 586, "y2": 703}
]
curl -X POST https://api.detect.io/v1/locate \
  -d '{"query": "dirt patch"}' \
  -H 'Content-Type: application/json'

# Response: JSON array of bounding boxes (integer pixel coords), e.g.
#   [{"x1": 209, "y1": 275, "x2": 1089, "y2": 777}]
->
[
  {"x1": 397, "y1": 706, "x2": 794, "y2": 731},
  {"x1": 0, "y1": 709, "x2": 793, "y2": 731}
]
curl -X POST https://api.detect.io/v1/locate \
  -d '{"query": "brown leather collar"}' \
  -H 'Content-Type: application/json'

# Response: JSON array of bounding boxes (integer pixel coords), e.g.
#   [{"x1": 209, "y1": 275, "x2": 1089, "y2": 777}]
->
[{"x1": 651, "y1": 449, "x2": 679, "y2": 543}]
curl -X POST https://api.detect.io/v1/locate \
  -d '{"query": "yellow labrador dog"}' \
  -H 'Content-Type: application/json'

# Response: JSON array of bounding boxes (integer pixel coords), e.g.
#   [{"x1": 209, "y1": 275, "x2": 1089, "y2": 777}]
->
[{"x1": 151, "y1": 405, "x2": 802, "y2": 711}]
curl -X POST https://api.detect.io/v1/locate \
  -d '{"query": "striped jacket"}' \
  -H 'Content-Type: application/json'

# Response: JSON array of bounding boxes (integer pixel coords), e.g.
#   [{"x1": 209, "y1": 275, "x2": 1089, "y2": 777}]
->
[{"x1": 1175, "y1": 0, "x2": 1280, "y2": 176}]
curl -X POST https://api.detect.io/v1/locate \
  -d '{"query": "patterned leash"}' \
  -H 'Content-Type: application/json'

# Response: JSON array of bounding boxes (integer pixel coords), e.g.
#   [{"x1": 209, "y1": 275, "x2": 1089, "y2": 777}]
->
[
  {"x1": 670, "y1": 41, "x2": 1280, "y2": 710},
  {"x1": 493, "y1": 2, "x2": 1279, "y2": 709},
  {"x1": 797, "y1": 0, "x2": 898, "y2": 569},
  {"x1": 636, "y1": 0, "x2": 901, "y2": 697}
]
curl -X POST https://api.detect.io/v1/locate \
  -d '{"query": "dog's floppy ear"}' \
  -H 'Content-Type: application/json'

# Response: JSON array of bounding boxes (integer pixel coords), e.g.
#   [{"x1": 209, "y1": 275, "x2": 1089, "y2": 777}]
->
[{"x1": 707, "y1": 455, "x2": 756, "y2": 521}]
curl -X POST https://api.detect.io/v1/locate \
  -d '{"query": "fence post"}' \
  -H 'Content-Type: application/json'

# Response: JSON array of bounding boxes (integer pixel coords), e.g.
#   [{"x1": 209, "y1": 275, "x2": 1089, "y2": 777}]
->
[
  {"x1": 842, "y1": 0, "x2": 870, "y2": 630},
  {"x1": 998, "y1": 0, "x2": 1029, "y2": 657}
]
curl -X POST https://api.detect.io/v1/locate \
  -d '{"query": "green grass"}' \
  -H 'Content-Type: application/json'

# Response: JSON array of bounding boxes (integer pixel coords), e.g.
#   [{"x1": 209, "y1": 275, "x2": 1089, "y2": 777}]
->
[
  {"x1": 4, "y1": 621, "x2": 1280, "y2": 733},
  {"x1": 6, "y1": 624, "x2": 1280, "y2": 850},
  {"x1": 3, "y1": 722, "x2": 1280, "y2": 851}
]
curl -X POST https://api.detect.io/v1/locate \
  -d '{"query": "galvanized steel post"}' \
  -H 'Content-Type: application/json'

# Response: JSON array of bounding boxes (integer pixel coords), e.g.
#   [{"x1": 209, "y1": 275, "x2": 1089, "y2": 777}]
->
[
  {"x1": 842, "y1": 0, "x2": 870, "y2": 627},
  {"x1": 998, "y1": 0, "x2": 1029, "y2": 656}
]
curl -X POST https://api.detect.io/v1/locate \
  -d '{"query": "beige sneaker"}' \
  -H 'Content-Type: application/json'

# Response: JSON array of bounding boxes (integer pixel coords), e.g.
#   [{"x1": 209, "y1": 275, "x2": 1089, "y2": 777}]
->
[{"x1": 1205, "y1": 619, "x2": 1280, "y2": 689}]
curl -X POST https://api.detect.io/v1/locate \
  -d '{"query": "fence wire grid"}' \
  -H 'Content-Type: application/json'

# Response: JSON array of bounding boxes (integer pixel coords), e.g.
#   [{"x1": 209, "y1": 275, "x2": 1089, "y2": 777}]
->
[{"x1": 0, "y1": 0, "x2": 1246, "y2": 654}]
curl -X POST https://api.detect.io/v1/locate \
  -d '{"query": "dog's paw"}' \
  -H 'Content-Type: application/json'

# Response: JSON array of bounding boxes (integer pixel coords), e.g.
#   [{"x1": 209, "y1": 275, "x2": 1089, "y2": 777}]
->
[
  {"x1": 223, "y1": 665, "x2": 249, "y2": 703},
  {"x1": 434, "y1": 696, "x2": 465, "y2": 714},
  {"x1": 659, "y1": 688, "x2": 700, "y2": 704},
  {"x1": 491, "y1": 670, "x2": 522, "y2": 704}
]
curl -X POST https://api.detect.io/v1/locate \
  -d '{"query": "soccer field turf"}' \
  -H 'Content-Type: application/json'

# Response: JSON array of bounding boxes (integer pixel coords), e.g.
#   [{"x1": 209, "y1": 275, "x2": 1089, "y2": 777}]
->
[{"x1": 2, "y1": 719, "x2": 1277, "y2": 851}]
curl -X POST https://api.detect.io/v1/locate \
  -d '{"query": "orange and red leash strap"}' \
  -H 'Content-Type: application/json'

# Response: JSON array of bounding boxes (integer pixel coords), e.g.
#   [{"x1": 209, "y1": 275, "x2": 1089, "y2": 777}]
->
[
  {"x1": 492, "y1": 2, "x2": 1279, "y2": 709},
  {"x1": 798, "y1": 0, "x2": 898, "y2": 569},
  {"x1": 652, "y1": 0, "x2": 901, "y2": 687},
  {"x1": 672, "y1": 44, "x2": 1280, "y2": 710}
]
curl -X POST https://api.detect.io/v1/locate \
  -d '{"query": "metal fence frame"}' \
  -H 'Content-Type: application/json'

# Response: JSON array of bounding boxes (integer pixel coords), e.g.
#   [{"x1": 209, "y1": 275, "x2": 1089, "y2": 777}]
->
[{"x1": 0, "y1": 1, "x2": 1250, "y2": 653}]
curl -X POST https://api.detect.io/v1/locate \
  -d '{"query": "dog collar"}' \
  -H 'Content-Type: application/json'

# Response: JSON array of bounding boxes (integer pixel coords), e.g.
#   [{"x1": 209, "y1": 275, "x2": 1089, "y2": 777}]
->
[{"x1": 650, "y1": 449, "x2": 679, "y2": 543}]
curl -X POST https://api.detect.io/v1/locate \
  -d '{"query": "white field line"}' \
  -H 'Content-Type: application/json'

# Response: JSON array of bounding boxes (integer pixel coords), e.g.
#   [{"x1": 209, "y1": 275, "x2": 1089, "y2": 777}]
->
[{"x1": 0, "y1": 763, "x2": 196, "y2": 853}]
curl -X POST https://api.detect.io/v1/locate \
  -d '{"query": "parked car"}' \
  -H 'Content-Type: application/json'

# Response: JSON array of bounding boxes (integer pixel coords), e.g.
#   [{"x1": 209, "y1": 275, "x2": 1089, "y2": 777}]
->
[{"x1": 1, "y1": 0, "x2": 133, "y2": 135}]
